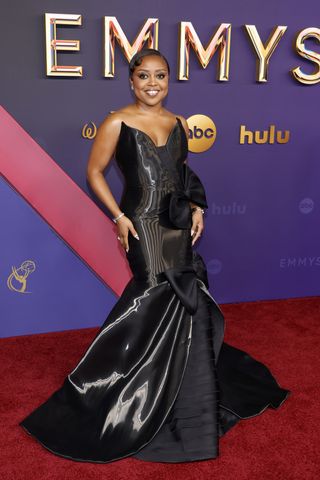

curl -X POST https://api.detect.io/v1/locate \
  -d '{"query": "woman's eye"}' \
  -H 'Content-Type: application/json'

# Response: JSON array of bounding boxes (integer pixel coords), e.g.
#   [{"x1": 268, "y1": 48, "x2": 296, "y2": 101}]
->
[{"x1": 138, "y1": 73, "x2": 166, "y2": 79}]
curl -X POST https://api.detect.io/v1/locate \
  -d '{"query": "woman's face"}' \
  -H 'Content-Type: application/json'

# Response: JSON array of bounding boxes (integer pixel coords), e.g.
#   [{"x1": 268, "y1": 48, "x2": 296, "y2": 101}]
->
[{"x1": 130, "y1": 55, "x2": 169, "y2": 106}]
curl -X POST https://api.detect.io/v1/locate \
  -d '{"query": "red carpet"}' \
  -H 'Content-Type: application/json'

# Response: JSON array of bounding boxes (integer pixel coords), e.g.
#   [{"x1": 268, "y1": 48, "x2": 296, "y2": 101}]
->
[{"x1": 1, "y1": 296, "x2": 319, "y2": 480}]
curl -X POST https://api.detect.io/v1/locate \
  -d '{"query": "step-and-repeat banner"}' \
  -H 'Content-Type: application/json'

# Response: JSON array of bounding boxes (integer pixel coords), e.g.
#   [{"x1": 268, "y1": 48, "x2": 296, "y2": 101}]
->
[{"x1": 1, "y1": 0, "x2": 319, "y2": 337}]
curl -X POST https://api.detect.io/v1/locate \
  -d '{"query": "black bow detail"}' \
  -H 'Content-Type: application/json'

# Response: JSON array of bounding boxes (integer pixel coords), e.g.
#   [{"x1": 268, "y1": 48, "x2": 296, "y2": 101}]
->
[
  {"x1": 162, "y1": 266, "x2": 198, "y2": 314},
  {"x1": 168, "y1": 164, "x2": 208, "y2": 229}
]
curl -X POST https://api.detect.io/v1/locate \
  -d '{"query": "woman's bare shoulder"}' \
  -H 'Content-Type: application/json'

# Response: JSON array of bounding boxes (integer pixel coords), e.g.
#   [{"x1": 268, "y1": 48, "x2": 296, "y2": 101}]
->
[
  {"x1": 174, "y1": 113, "x2": 189, "y2": 138},
  {"x1": 174, "y1": 113, "x2": 188, "y2": 127},
  {"x1": 100, "y1": 106, "x2": 132, "y2": 129}
]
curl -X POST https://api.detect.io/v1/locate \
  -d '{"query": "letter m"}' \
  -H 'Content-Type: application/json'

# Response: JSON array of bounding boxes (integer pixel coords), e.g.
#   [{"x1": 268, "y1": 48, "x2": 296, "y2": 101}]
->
[
  {"x1": 103, "y1": 17, "x2": 159, "y2": 77},
  {"x1": 178, "y1": 22, "x2": 231, "y2": 81}
]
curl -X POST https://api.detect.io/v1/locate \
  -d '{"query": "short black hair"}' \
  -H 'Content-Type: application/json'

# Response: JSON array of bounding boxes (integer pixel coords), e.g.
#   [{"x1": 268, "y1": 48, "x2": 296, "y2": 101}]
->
[{"x1": 129, "y1": 48, "x2": 170, "y2": 79}]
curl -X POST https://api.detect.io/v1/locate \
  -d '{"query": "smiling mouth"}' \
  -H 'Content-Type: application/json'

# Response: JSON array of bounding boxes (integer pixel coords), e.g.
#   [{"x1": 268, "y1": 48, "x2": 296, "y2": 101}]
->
[{"x1": 145, "y1": 90, "x2": 160, "y2": 96}]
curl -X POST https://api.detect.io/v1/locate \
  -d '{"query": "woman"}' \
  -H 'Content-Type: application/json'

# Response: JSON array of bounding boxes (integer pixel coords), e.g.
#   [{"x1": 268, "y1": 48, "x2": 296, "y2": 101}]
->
[{"x1": 19, "y1": 48, "x2": 290, "y2": 463}]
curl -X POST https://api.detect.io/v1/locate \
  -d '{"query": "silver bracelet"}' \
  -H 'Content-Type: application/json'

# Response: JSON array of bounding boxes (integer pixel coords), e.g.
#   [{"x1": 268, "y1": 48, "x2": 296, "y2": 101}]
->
[
  {"x1": 112, "y1": 212, "x2": 125, "y2": 223},
  {"x1": 191, "y1": 206, "x2": 205, "y2": 215}
]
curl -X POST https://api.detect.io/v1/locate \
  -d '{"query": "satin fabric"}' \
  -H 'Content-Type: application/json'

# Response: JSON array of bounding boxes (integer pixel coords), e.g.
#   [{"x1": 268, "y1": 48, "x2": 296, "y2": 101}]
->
[
  {"x1": 19, "y1": 116, "x2": 291, "y2": 463},
  {"x1": 167, "y1": 162, "x2": 208, "y2": 229}
]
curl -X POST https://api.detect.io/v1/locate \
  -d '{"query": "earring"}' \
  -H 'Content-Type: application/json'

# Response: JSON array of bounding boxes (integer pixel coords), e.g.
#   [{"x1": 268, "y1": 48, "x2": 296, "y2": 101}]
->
[{"x1": 131, "y1": 85, "x2": 134, "y2": 90}]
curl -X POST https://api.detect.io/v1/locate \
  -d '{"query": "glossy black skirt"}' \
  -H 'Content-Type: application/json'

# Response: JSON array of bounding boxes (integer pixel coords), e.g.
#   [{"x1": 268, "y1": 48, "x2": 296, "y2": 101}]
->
[{"x1": 19, "y1": 251, "x2": 291, "y2": 463}]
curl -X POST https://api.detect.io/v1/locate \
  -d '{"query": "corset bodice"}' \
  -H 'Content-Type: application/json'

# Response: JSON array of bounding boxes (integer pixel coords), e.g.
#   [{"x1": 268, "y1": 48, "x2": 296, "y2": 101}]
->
[{"x1": 114, "y1": 117, "x2": 188, "y2": 191}]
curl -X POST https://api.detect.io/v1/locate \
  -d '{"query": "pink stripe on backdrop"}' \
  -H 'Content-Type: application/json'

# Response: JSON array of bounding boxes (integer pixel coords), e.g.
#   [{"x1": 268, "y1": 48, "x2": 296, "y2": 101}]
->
[{"x1": 0, "y1": 105, "x2": 131, "y2": 296}]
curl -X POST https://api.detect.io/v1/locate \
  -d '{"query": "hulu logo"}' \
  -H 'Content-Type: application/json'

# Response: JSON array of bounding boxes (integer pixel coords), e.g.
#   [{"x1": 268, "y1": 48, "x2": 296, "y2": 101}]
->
[
  {"x1": 240, "y1": 125, "x2": 290, "y2": 144},
  {"x1": 212, "y1": 202, "x2": 246, "y2": 215}
]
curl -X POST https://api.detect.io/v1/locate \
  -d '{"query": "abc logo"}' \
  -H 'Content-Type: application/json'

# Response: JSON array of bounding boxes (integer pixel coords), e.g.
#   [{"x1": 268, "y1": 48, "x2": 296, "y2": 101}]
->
[
  {"x1": 299, "y1": 198, "x2": 314, "y2": 214},
  {"x1": 187, "y1": 114, "x2": 217, "y2": 153}
]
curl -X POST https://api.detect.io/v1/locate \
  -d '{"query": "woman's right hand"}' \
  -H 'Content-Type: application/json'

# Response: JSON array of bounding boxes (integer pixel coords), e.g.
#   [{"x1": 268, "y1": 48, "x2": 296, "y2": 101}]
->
[{"x1": 116, "y1": 216, "x2": 140, "y2": 252}]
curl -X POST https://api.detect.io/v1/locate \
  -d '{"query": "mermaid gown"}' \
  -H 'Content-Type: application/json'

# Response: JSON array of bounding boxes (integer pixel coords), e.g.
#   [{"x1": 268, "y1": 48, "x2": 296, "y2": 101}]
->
[{"x1": 19, "y1": 116, "x2": 291, "y2": 463}]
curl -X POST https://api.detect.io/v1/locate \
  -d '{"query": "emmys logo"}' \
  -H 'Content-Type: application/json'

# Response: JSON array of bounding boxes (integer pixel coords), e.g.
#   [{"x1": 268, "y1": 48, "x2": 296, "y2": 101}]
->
[
  {"x1": 187, "y1": 114, "x2": 217, "y2": 153},
  {"x1": 82, "y1": 122, "x2": 97, "y2": 139},
  {"x1": 299, "y1": 198, "x2": 314, "y2": 214},
  {"x1": 240, "y1": 125, "x2": 290, "y2": 144},
  {"x1": 280, "y1": 256, "x2": 320, "y2": 268},
  {"x1": 7, "y1": 260, "x2": 36, "y2": 293}
]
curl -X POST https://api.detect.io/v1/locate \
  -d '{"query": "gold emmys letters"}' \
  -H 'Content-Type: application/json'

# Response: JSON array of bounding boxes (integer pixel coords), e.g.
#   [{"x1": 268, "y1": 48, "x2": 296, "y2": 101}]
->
[{"x1": 44, "y1": 14, "x2": 320, "y2": 84}]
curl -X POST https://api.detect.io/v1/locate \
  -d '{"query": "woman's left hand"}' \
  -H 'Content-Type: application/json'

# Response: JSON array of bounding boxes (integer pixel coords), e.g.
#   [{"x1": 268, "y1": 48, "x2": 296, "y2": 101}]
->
[{"x1": 191, "y1": 210, "x2": 204, "y2": 246}]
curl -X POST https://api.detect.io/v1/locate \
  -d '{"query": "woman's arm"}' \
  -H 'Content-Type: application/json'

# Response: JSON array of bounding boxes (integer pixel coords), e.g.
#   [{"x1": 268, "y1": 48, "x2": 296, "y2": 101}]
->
[
  {"x1": 86, "y1": 114, "x2": 123, "y2": 218},
  {"x1": 177, "y1": 114, "x2": 205, "y2": 245},
  {"x1": 86, "y1": 114, "x2": 139, "y2": 252},
  {"x1": 178, "y1": 114, "x2": 190, "y2": 167}
]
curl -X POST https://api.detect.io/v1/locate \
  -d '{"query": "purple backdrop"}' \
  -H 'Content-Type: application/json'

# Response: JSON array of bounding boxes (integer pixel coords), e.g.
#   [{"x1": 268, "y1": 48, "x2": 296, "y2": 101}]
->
[{"x1": 1, "y1": 0, "x2": 319, "y2": 337}]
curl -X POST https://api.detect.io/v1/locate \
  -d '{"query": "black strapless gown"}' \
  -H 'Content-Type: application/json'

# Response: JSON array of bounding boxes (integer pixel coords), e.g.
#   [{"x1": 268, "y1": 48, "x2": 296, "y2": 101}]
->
[{"x1": 19, "y1": 117, "x2": 291, "y2": 463}]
